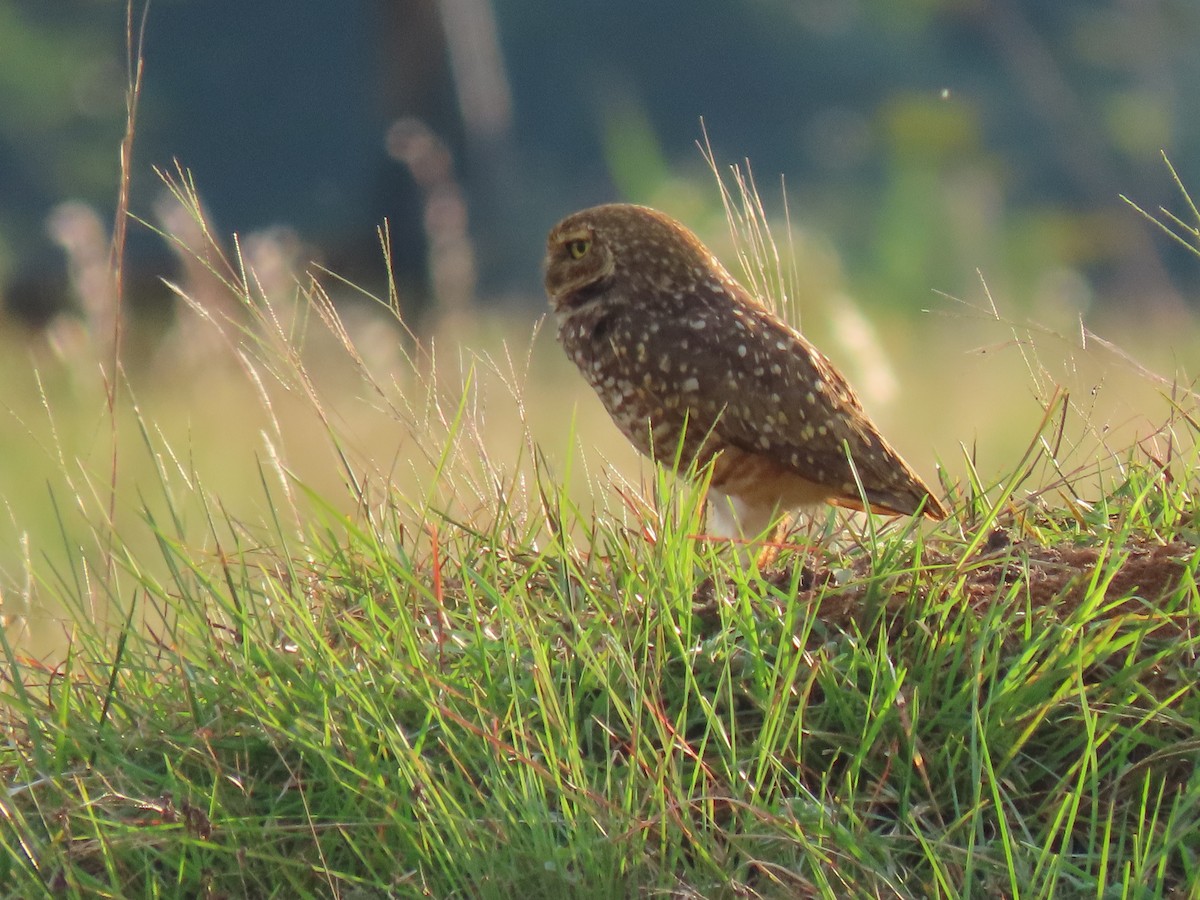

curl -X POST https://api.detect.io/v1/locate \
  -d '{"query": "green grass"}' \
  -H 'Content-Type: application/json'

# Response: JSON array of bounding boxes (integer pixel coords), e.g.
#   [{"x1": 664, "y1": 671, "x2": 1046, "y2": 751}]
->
[
  {"x1": 1, "y1": 403, "x2": 1198, "y2": 897},
  {"x1": 3, "y1": 160, "x2": 1200, "y2": 898}
]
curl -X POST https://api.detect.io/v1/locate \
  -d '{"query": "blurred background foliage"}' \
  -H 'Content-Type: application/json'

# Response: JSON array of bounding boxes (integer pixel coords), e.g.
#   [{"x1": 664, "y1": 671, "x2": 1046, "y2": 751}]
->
[{"x1": 2, "y1": 0, "x2": 1200, "y2": 322}]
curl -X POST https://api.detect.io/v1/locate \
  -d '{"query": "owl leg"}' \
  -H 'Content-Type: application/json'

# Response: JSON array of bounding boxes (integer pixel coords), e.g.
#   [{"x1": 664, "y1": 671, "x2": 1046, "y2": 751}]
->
[
  {"x1": 705, "y1": 490, "x2": 738, "y2": 542},
  {"x1": 707, "y1": 490, "x2": 785, "y2": 567}
]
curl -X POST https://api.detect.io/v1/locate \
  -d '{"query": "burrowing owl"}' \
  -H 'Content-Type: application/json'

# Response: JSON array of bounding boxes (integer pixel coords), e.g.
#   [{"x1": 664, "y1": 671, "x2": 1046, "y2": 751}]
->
[{"x1": 544, "y1": 203, "x2": 947, "y2": 542}]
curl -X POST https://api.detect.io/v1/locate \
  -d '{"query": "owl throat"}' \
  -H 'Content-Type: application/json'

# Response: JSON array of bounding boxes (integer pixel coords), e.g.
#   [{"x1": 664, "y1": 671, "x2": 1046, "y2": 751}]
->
[{"x1": 553, "y1": 273, "x2": 613, "y2": 312}]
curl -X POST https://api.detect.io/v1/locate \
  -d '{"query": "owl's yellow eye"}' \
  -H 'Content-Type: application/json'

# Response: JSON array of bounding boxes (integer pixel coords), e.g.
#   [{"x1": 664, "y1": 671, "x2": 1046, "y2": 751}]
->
[{"x1": 567, "y1": 238, "x2": 591, "y2": 260}]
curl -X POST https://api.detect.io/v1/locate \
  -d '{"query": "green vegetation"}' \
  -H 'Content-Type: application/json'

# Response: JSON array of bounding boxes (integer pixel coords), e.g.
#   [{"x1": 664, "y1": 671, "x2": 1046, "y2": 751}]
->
[{"x1": 1, "y1": 169, "x2": 1199, "y2": 899}]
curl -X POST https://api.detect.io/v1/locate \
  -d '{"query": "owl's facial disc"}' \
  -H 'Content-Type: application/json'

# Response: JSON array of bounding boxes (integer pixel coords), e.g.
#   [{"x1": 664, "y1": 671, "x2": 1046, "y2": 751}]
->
[{"x1": 544, "y1": 225, "x2": 615, "y2": 312}]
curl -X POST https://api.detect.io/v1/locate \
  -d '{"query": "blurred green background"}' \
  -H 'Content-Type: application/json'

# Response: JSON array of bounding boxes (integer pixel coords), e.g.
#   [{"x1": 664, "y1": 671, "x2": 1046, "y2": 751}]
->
[
  {"x1": 4, "y1": 0, "x2": 1200, "y2": 315},
  {"x1": 2, "y1": 0, "x2": 1200, "y2": 653}
]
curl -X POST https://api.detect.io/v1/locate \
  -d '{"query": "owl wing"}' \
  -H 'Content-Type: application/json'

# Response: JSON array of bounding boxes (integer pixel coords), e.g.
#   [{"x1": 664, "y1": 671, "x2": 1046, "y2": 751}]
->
[{"x1": 626, "y1": 300, "x2": 942, "y2": 518}]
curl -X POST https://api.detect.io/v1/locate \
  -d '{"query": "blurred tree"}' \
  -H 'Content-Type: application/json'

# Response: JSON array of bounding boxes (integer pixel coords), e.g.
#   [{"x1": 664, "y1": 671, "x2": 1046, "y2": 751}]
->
[
  {"x1": 0, "y1": 2, "x2": 124, "y2": 314},
  {"x1": 3, "y1": 0, "x2": 1200, "y2": 323}
]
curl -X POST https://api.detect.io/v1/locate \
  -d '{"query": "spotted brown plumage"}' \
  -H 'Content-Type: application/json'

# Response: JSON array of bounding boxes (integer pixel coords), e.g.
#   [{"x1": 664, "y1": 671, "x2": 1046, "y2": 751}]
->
[{"x1": 544, "y1": 202, "x2": 947, "y2": 542}]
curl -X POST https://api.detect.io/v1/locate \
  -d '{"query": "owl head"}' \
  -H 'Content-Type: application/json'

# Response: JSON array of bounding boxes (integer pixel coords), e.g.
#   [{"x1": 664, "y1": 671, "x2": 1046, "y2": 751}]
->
[{"x1": 543, "y1": 204, "x2": 734, "y2": 314}]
